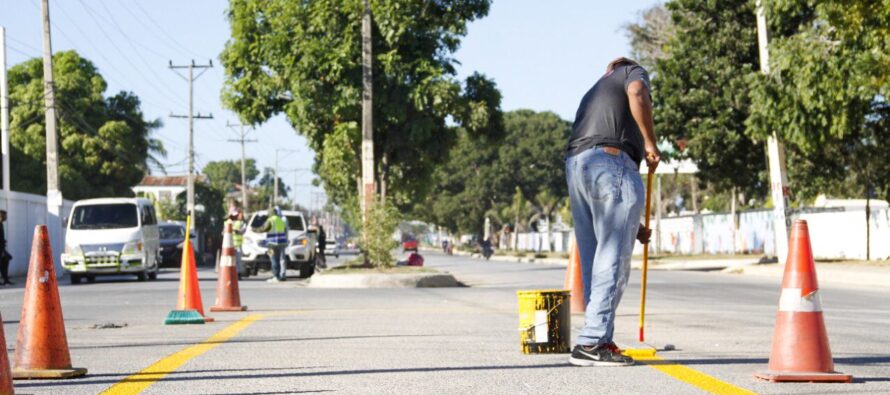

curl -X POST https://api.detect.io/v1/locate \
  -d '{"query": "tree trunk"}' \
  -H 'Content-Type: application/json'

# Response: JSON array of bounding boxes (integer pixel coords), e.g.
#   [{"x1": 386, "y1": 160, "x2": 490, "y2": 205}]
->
[
  {"x1": 546, "y1": 213, "x2": 554, "y2": 252},
  {"x1": 380, "y1": 152, "x2": 388, "y2": 202}
]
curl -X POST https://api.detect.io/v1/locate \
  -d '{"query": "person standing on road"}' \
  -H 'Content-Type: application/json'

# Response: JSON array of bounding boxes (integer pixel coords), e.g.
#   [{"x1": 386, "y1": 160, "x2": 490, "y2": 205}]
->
[
  {"x1": 565, "y1": 57, "x2": 660, "y2": 367},
  {"x1": 316, "y1": 221, "x2": 327, "y2": 269},
  {"x1": 225, "y1": 208, "x2": 247, "y2": 279},
  {"x1": 0, "y1": 210, "x2": 12, "y2": 285},
  {"x1": 253, "y1": 207, "x2": 288, "y2": 282}
]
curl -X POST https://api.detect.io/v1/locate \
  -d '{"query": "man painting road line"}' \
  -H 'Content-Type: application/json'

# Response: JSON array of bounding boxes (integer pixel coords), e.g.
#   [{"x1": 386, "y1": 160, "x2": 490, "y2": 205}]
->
[{"x1": 565, "y1": 57, "x2": 660, "y2": 367}]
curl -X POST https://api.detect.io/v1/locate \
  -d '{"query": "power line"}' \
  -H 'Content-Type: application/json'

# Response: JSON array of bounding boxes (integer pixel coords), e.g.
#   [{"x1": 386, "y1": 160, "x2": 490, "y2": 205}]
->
[
  {"x1": 132, "y1": 1, "x2": 207, "y2": 59},
  {"x1": 74, "y1": 0, "x2": 187, "y2": 109}
]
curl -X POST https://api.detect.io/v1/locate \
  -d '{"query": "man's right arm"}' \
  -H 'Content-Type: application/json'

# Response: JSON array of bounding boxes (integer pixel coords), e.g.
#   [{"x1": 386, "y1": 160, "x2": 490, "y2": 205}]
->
[
  {"x1": 627, "y1": 80, "x2": 660, "y2": 170},
  {"x1": 253, "y1": 220, "x2": 271, "y2": 233}
]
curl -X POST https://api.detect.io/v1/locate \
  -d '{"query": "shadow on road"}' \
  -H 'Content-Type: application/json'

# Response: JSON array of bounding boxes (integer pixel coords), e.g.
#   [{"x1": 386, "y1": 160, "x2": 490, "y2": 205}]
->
[
  {"x1": 69, "y1": 333, "x2": 446, "y2": 350},
  {"x1": 16, "y1": 363, "x2": 572, "y2": 388}
]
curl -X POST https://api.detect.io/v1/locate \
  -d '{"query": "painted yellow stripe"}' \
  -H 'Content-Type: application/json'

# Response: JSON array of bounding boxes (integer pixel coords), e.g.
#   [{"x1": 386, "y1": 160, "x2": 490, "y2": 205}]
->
[
  {"x1": 101, "y1": 314, "x2": 266, "y2": 395},
  {"x1": 636, "y1": 355, "x2": 756, "y2": 395}
]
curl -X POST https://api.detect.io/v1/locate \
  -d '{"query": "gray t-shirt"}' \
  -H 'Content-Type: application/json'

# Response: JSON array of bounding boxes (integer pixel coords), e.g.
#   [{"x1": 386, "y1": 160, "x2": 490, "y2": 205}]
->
[{"x1": 566, "y1": 64, "x2": 651, "y2": 164}]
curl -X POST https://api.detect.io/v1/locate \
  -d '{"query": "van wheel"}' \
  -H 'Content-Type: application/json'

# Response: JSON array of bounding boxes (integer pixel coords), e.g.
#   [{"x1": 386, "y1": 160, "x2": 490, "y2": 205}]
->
[
  {"x1": 70, "y1": 274, "x2": 82, "y2": 285},
  {"x1": 136, "y1": 272, "x2": 147, "y2": 281},
  {"x1": 87, "y1": 275, "x2": 96, "y2": 283}
]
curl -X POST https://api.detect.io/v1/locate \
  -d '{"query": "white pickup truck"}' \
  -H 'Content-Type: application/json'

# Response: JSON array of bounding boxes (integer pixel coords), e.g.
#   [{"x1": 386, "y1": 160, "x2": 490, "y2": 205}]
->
[{"x1": 241, "y1": 209, "x2": 319, "y2": 278}]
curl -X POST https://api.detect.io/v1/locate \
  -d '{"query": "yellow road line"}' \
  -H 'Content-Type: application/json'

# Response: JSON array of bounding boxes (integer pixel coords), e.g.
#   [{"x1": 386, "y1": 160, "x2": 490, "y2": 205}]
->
[
  {"x1": 101, "y1": 314, "x2": 266, "y2": 395},
  {"x1": 636, "y1": 355, "x2": 756, "y2": 395}
]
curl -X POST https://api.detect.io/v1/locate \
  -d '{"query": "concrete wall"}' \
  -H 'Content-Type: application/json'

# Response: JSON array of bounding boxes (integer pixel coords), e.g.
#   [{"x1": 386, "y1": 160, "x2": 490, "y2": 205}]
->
[
  {"x1": 499, "y1": 207, "x2": 889, "y2": 260},
  {"x1": 1, "y1": 190, "x2": 74, "y2": 277},
  {"x1": 630, "y1": 207, "x2": 888, "y2": 260}
]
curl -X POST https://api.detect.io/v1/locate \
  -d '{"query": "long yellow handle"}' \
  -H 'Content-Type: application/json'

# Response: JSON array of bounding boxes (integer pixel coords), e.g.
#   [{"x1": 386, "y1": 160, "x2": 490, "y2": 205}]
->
[{"x1": 639, "y1": 169, "x2": 654, "y2": 342}]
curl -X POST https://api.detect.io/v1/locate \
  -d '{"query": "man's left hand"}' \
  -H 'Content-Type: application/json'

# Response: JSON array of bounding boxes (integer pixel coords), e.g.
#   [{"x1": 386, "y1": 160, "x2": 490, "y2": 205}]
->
[{"x1": 636, "y1": 224, "x2": 651, "y2": 244}]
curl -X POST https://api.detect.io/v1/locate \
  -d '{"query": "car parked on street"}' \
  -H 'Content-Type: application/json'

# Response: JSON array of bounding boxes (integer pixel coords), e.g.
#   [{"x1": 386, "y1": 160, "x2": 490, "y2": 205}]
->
[
  {"x1": 242, "y1": 209, "x2": 318, "y2": 278},
  {"x1": 158, "y1": 222, "x2": 196, "y2": 268},
  {"x1": 61, "y1": 198, "x2": 160, "y2": 283}
]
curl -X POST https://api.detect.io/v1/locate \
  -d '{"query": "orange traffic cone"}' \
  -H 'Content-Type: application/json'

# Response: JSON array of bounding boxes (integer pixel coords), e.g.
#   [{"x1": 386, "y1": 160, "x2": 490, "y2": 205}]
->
[
  {"x1": 563, "y1": 237, "x2": 585, "y2": 314},
  {"x1": 211, "y1": 222, "x2": 246, "y2": 312},
  {"x1": 754, "y1": 220, "x2": 852, "y2": 383},
  {"x1": 167, "y1": 238, "x2": 214, "y2": 323},
  {"x1": 1, "y1": 312, "x2": 14, "y2": 394},
  {"x1": 12, "y1": 226, "x2": 87, "y2": 379}
]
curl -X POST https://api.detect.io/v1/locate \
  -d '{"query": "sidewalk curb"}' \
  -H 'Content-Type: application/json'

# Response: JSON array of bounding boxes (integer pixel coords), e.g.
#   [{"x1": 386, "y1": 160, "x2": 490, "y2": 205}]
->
[
  {"x1": 308, "y1": 272, "x2": 462, "y2": 288},
  {"x1": 725, "y1": 263, "x2": 890, "y2": 289}
]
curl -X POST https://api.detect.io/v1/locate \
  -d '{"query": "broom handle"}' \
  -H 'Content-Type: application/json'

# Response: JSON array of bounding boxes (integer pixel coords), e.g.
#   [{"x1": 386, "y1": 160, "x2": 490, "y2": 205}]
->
[{"x1": 639, "y1": 168, "x2": 654, "y2": 342}]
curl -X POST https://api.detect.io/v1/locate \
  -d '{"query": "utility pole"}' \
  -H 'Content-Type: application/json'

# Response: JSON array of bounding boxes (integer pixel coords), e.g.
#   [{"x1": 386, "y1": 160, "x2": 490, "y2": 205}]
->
[
  {"x1": 361, "y1": 0, "x2": 375, "y2": 220},
  {"x1": 169, "y1": 60, "x2": 213, "y2": 219},
  {"x1": 41, "y1": 0, "x2": 63, "y2": 261},
  {"x1": 756, "y1": 0, "x2": 791, "y2": 264},
  {"x1": 1, "y1": 26, "x2": 10, "y2": 195},
  {"x1": 360, "y1": 0, "x2": 375, "y2": 264},
  {"x1": 226, "y1": 121, "x2": 256, "y2": 214}
]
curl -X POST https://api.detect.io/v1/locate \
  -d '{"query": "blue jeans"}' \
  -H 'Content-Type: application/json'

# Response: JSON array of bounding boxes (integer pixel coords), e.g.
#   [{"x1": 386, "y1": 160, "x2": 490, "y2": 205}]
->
[
  {"x1": 566, "y1": 147, "x2": 645, "y2": 346},
  {"x1": 268, "y1": 245, "x2": 285, "y2": 280}
]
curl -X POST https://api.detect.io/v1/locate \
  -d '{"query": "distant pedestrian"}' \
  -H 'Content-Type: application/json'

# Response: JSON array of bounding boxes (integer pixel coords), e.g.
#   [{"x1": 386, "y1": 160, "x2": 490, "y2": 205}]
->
[
  {"x1": 225, "y1": 208, "x2": 247, "y2": 278},
  {"x1": 565, "y1": 57, "x2": 659, "y2": 366},
  {"x1": 0, "y1": 210, "x2": 12, "y2": 285},
  {"x1": 316, "y1": 222, "x2": 327, "y2": 269},
  {"x1": 253, "y1": 207, "x2": 288, "y2": 282}
]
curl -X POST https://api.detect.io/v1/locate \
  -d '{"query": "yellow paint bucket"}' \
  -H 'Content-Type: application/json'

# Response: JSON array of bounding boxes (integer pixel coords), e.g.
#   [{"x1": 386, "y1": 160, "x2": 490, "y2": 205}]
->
[{"x1": 517, "y1": 289, "x2": 571, "y2": 354}]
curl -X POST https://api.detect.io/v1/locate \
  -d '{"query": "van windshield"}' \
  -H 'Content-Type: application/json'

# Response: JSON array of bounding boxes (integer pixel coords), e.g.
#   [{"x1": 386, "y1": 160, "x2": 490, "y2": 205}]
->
[{"x1": 70, "y1": 204, "x2": 138, "y2": 230}]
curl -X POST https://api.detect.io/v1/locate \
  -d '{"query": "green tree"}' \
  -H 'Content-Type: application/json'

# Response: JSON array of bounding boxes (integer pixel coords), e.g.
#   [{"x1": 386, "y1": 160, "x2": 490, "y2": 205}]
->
[
  {"x1": 422, "y1": 110, "x2": 570, "y2": 239},
  {"x1": 623, "y1": 4, "x2": 675, "y2": 71},
  {"x1": 220, "y1": 0, "x2": 500, "y2": 219},
  {"x1": 8, "y1": 51, "x2": 165, "y2": 199},
  {"x1": 249, "y1": 167, "x2": 291, "y2": 211},
  {"x1": 652, "y1": 0, "x2": 768, "y2": 203},
  {"x1": 174, "y1": 182, "x2": 226, "y2": 253},
  {"x1": 746, "y1": 0, "x2": 890, "y2": 202},
  {"x1": 202, "y1": 159, "x2": 259, "y2": 192}
]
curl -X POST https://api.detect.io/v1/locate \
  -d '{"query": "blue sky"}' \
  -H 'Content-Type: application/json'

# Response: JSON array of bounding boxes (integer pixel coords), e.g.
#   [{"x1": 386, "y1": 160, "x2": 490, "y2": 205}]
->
[{"x1": 1, "y1": 0, "x2": 660, "y2": 208}]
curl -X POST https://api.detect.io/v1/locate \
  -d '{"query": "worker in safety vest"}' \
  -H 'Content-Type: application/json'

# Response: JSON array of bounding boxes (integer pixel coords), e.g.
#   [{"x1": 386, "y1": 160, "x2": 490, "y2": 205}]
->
[
  {"x1": 253, "y1": 206, "x2": 288, "y2": 282},
  {"x1": 224, "y1": 207, "x2": 247, "y2": 279}
]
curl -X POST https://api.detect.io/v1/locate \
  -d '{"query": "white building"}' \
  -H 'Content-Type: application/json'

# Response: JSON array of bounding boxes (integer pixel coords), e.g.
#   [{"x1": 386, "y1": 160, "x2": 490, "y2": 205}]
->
[{"x1": 131, "y1": 175, "x2": 206, "y2": 202}]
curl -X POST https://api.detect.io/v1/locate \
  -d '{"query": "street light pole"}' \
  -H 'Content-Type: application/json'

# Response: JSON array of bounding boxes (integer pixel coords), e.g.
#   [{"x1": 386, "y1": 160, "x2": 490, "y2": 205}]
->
[
  {"x1": 227, "y1": 121, "x2": 256, "y2": 214},
  {"x1": 274, "y1": 149, "x2": 299, "y2": 207},
  {"x1": 756, "y1": 0, "x2": 791, "y2": 264}
]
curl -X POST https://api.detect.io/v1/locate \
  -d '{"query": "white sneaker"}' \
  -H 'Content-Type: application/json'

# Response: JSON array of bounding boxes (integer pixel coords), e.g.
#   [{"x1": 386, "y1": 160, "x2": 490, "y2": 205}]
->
[{"x1": 266, "y1": 277, "x2": 280, "y2": 283}]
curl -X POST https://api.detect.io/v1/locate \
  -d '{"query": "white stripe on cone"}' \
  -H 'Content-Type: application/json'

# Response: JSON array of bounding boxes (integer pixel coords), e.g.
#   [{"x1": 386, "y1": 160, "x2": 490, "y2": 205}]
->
[{"x1": 778, "y1": 288, "x2": 823, "y2": 312}]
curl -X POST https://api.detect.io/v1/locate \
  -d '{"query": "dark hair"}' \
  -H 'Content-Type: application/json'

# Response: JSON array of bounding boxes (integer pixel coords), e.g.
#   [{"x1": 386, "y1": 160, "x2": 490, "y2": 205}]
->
[{"x1": 606, "y1": 57, "x2": 639, "y2": 72}]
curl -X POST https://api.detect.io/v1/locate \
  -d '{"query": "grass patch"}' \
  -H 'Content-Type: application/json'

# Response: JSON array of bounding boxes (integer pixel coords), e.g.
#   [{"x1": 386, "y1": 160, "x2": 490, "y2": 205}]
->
[{"x1": 325, "y1": 263, "x2": 439, "y2": 274}]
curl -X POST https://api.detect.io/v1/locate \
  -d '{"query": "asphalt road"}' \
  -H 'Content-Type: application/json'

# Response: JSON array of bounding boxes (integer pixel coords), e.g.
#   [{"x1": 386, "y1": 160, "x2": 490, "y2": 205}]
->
[{"x1": 1, "y1": 251, "x2": 888, "y2": 394}]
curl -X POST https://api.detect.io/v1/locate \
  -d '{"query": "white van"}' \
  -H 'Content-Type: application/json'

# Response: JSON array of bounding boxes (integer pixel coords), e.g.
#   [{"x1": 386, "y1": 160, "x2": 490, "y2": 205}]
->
[{"x1": 61, "y1": 198, "x2": 161, "y2": 284}]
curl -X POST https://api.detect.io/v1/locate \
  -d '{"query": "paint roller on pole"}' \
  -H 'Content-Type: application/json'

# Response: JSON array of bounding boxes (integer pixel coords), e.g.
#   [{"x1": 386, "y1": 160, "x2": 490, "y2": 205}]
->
[
  {"x1": 639, "y1": 165, "x2": 655, "y2": 342},
  {"x1": 622, "y1": 159, "x2": 658, "y2": 359}
]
